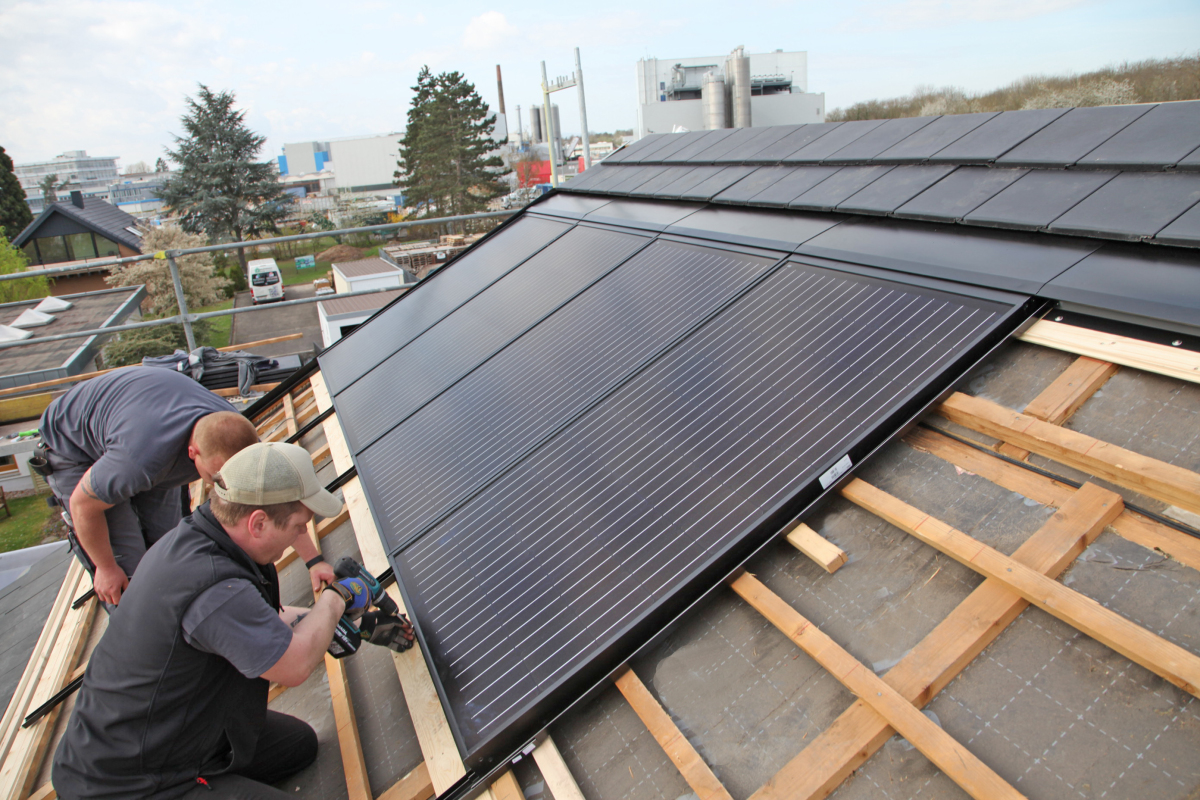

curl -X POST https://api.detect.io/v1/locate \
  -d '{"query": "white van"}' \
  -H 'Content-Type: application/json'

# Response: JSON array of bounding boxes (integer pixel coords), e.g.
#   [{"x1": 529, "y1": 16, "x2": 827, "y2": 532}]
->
[{"x1": 248, "y1": 258, "x2": 285, "y2": 304}]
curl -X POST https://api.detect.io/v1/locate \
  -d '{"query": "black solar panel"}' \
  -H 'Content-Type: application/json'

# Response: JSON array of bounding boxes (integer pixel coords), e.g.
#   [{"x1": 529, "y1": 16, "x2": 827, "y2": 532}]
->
[
  {"x1": 1180, "y1": 146, "x2": 1200, "y2": 172},
  {"x1": 1076, "y1": 100, "x2": 1200, "y2": 169},
  {"x1": 666, "y1": 207, "x2": 844, "y2": 251},
  {"x1": 664, "y1": 129, "x2": 740, "y2": 163},
  {"x1": 824, "y1": 116, "x2": 939, "y2": 163},
  {"x1": 579, "y1": 165, "x2": 640, "y2": 193},
  {"x1": 604, "y1": 134, "x2": 666, "y2": 164},
  {"x1": 784, "y1": 119, "x2": 888, "y2": 163},
  {"x1": 640, "y1": 132, "x2": 708, "y2": 163},
  {"x1": 996, "y1": 104, "x2": 1154, "y2": 167},
  {"x1": 677, "y1": 166, "x2": 757, "y2": 201},
  {"x1": 319, "y1": 216, "x2": 572, "y2": 394},
  {"x1": 602, "y1": 165, "x2": 670, "y2": 195},
  {"x1": 627, "y1": 166, "x2": 698, "y2": 197},
  {"x1": 1042, "y1": 244, "x2": 1200, "y2": 328},
  {"x1": 583, "y1": 199, "x2": 703, "y2": 231},
  {"x1": 616, "y1": 134, "x2": 686, "y2": 165},
  {"x1": 874, "y1": 112, "x2": 1000, "y2": 163},
  {"x1": 712, "y1": 126, "x2": 804, "y2": 163},
  {"x1": 712, "y1": 166, "x2": 796, "y2": 204},
  {"x1": 750, "y1": 123, "x2": 842, "y2": 163},
  {"x1": 530, "y1": 194, "x2": 612, "y2": 220},
  {"x1": 357, "y1": 240, "x2": 777, "y2": 548},
  {"x1": 650, "y1": 165, "x2": 724, "y2": 198},
  {"x1": 963, "y1": 170, "x2": 1118, "y2": 231},
  {"x1": 894, "y1": 167, "x2": 1028, "y2": 222},
  {"x1": 561, "y1": 164, "x2": 616, "y2": 192},
  {"x1": 745, "y1": 166, "x2": 839, "y2": 207},
  {"x1": 836, "y1": 165, "x2": 956, "y2": 215},
  {"x1": 927, "y1": 108, "x2": 1070, "y2": 164},
  {"x1": 798, "y1": 217, "x2": 1098, "y2": 294},
  {"x1": 388, "y1": 256, "x2": 1025, "y2": 767},
  {"x1": 1047, "y1": 172, "x2": 1200, "y2": 241},
  {"x1": 334, "y1": 225, "x2": 651, "y2": 451},
  {"x1": 790, "y1": 165, "x2": 894, "y2": 211},
  {"x1": 680, "y1": 127, "x2": 764, "y2": 163},
  {"x1": 1156, "y1": 202, "x2": 1200, "y2": 248}
]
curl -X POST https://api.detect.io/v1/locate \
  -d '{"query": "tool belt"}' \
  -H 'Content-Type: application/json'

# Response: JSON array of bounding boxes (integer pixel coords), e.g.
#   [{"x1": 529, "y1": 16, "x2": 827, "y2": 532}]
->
[{"x1": 29, "y1": 443, "x2": 53, "y2": 477}]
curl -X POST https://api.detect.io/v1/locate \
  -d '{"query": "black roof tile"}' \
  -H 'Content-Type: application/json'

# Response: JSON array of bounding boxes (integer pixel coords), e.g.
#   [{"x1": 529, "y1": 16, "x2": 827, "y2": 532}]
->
[
  {"x1": 964, "y1": 169, "x2": 1118, "y2": 231},
  {"x1": 874, "y1": 112, "x2": 1000, "y2": 163},
  {"x1": 1046, "y1": 171, "x2": 1200, "y2": 241},
  {"x1": 790, "y1": 165, "x2": 894, "y2": 211},
  {"x1": 1076, "y1": 100, "x2": 1200, "y2": 169},
  {"x1": 996, "y1": 104, "x2": 1155, "y2": 168},
  {"x1": 928, "y1": 107, "x2": 1070, "y2": 164},
  {"x1": 836, "y1": 165, "x2": 957, "y2": 215},
  {"x1": 894, "y1": 167, "x2": 1028, "y2": 223}
]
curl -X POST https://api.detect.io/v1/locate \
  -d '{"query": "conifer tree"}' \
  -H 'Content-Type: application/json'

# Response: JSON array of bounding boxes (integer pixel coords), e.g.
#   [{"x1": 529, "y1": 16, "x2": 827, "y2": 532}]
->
[
  {"x1": 0, "y1": 146, "x2": 32, "y2": 238},
  {"x1": 161, "y1": 85, "x2": 292, "y2": 270},
  {"x1": 396, "y1": 68, "x2": 506, "y2": 217}
]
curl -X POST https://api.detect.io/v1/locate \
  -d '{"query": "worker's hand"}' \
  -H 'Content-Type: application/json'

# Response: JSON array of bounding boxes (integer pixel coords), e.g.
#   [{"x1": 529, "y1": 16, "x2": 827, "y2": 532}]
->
[
  {"x1": 325, "y1": 576, "x2": 372, "y2": 618},
  {"x1": 359, "y1": 610, "x2": 415, "y2": 653},
  {"x1": 308, "y1": 560, "x2": 335, "y2": 593},
  {"x1": 93, "y1": 563, "x2": 129, "y2": 606},
  {"x1": 333, "y1": 558, "x2": 385, "y2": 604}
]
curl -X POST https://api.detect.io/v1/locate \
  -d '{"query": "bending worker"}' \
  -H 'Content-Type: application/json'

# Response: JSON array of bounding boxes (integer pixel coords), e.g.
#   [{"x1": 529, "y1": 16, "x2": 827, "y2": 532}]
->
[
  {"x1": 39, "y1": 368, "x2": 335, "y2": 604},
  {"x1": 52, "y1": 441, "x2": 412, "y2": 798}
]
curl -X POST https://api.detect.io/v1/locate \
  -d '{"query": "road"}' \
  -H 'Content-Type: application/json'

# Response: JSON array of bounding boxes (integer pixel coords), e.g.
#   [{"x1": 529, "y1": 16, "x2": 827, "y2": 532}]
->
[{"x1": 229, "y1": 284, "x2": 324, "y2": 358}]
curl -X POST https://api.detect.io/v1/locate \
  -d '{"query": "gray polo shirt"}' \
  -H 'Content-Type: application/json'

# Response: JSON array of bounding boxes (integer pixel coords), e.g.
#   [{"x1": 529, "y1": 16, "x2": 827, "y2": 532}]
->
[{"x1": 41, "y1": 368, "x2": 232, "y2": 505}]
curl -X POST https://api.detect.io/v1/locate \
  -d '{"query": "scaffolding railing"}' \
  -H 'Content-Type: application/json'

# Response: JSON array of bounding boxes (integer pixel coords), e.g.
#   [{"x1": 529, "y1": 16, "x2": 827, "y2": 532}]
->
[{"x1": 0, "y1": 210, "x2": 516, "y2": 353}]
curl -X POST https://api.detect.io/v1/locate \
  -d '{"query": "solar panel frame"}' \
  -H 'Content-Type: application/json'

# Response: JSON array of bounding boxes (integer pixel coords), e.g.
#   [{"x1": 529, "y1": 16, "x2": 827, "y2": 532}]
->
[
  {"x1": 927, "y1": 107, "x2": 1070, "y2": 164},
  {"x1": 1046, "y1": 171, "x2": 1200, "y2": 241},
  {"x1": 873, "y1": 112, "x2": 1000, "y2": 163},
  {"x1": 835, "y1": 164, "x2": 957, "y2": 216},
  {"x1": 319, "y1": 215, "x2": 574, "y2": 394},
  {"x1": 893, "y1": 167, "x2": 1028, "y2": 223},
  {"x1": 996, "y1": 104, "x2": 1155, "y2": 168},
  {"x1": 380, "y1": 251, "x2": 1034, "y2": 770},
  {"x1": 963, "y1": 169, "x2": 1118, "y2": 231}
]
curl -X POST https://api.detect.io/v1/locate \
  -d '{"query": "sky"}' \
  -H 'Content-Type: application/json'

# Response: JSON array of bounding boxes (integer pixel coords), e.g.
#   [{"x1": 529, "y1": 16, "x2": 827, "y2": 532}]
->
[{"x1": 1, "y1": 0, "x2": 1197, "y2": 169}]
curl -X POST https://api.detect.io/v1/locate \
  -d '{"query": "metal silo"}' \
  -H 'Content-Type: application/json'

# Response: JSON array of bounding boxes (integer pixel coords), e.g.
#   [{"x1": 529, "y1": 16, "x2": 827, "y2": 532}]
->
[{"x1": 702, "y1": 72, "x2": 727, "y2": 130}]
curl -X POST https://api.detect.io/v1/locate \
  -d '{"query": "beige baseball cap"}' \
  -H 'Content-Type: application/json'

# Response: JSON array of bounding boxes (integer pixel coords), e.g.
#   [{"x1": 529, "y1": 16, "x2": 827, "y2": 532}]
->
[{"x1": 212, "y1": 442, "x2": 343, "y2": 519}]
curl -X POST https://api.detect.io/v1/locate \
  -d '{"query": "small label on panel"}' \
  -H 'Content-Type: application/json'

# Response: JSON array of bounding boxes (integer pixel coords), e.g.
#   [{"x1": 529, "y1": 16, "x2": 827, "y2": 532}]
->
[{"x1": 819, "y1": 454, "x2": 853, "y2": 489}]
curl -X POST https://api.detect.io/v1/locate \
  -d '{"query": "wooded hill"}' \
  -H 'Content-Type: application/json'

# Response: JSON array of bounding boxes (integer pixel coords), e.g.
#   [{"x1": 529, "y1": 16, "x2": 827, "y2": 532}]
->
[{"x1": 829, "y1": 53, "x2": 1200, "y2": 120}]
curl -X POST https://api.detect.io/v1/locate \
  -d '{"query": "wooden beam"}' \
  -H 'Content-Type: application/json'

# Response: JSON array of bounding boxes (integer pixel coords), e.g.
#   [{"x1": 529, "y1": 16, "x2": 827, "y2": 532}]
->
[
  {"x1": 785, "y1": 523, "x2": 846, "y2": 574},
  {"x1": 213, "y1": 383, "x2": 280, "y2": 398},
  {"x1": 905, "y1": 426, "x2": 1200, "y2": 572},
  {"x1": 27, "y1": 783, "x2": 54, "y2": 800},
  {"x1": 310, "y1": 371, "x2": 468, "y2": 794},
  {"x1": 0, "y1": 334, "x2": 305, "y2": 399},
  {"x1": 0, "y1": 394, "x2": 52, "y2": 425},
  {"x1": 997, "y1": 356, "x2": 1117, "y2": 461},
  {"x1": 615, "y1": 667, "x2": 733, "y2": 800},
  {"x1": 751, "y1": 482, "x2": 1123, "y2": 800},
  {"x1": 376, "y1": 762, "x2": 434, "y2": 800},
  {"x1": 327, "y1": 651, "x2": 372, "y2": 800},
  {"x1": 842, "y1": 478, "x2": 1200, "y2": 697},
  {"x1": 488, "y1": 771, "x2": 524, "y2": 800},
  {"x1": 531, "y1": 737, "x2": 586, "y2": 800},
  {"x1": 1019, "y1": 319, "x2": 1200, "y2": 385},
  {"x1": 0, "y1": 576, "x2": 96, "y2": 800},
  {"x1": 731, "y1": 573, "x2": 1027, "y2": 800},
  {"x1": 939, "y1": 391, "x2": 1200, "y2": 516}
]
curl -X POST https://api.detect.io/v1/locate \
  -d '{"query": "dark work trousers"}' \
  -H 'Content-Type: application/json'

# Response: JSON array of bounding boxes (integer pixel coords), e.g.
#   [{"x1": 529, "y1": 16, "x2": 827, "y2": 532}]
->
[
  {"x1": 179, "y1": 712, "x2": 318, "y2": 799},
  {"x1": 44, "y1": 454, "x2": 183, "y2": 591}
]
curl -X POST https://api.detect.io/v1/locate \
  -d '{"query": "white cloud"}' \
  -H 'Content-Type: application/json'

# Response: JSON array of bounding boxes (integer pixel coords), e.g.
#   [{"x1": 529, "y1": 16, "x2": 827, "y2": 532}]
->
[{"x1": 462, "y1": 11, "x2": 517, "y2": 50}]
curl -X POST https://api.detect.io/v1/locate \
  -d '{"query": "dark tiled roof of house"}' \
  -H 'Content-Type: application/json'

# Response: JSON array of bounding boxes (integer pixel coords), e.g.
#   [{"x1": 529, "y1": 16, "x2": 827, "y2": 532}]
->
[{"x1": 12, "y1": 197, "x2": 142, "y2": 252}]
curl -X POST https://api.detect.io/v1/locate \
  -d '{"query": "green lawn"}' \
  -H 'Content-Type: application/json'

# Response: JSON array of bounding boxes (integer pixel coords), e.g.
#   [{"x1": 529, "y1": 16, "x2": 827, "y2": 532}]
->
[
  {"x1": 275, "y1": 244, "x2": 381, "y2": 286},
  {"x1": 195, "y1": 299, "x2": 234, "y2": 349},
  {"x1": 0, "y1": 493, "x2": 59, "y2": 553}
]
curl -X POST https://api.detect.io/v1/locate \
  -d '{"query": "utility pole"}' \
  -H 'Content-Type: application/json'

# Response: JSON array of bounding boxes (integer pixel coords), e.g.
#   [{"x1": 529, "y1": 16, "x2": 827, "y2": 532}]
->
[
  {"x1": 540, "y1": 60, "x2": 558, "y2": 187},
  {"x1": 575, "y1": 47, "x2": 592, "y2": 170}
]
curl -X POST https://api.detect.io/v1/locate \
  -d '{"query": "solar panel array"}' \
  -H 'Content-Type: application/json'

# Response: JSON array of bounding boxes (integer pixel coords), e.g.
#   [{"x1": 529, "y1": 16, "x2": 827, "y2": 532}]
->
[
  {"x1": 320, "y1": 204, "x2": 1031, "y2": 770},
  {"x1": 564, "y1": 101, "x2": 1200, "y2": 253}
]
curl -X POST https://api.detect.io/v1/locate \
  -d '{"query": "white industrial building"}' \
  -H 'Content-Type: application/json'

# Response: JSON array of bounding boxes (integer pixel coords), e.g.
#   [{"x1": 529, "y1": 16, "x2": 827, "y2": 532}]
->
[
  {"x1": 14, "y1": 151, "x2": 120, "y2": 214},
  {"x1": 280, "y1": 134, "x2": 402, "y2": 193},
  {"x1": 635, "y1": 48, "x2": 825, "y2": 139}
]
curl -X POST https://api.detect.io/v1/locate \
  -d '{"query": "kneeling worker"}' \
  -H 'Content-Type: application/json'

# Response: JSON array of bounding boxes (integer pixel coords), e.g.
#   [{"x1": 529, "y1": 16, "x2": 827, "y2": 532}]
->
[
  {"x1": 51, "y1": 441, "x2": 411, "y2": 799},
  {"x1": 39, "y1": 368, "x2": 335, "y2": 605}
]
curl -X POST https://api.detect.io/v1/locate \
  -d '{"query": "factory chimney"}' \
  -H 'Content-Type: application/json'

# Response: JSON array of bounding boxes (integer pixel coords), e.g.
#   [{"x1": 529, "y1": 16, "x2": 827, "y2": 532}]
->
[{"x1": 495, "y1": 65, "x2": 507, "y2": 117}]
